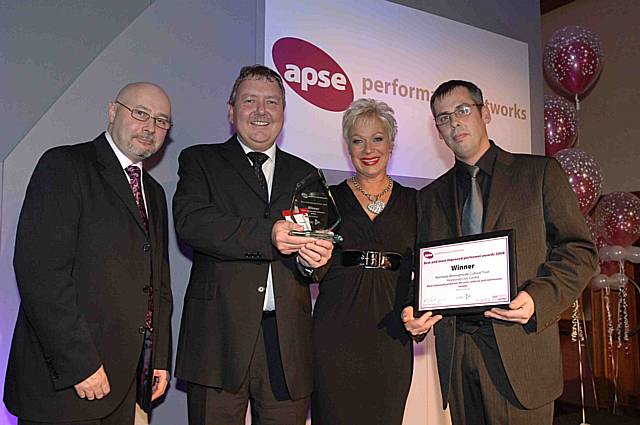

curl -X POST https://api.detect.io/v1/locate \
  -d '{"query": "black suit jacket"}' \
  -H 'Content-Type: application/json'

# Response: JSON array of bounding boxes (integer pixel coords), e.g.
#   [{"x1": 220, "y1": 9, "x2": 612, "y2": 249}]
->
[
  {"x1": 417, "y1": 145, "x2": 597, "y2": 409},
  {"x1": 173, "y1": 136, "x2": 316, "y2": 400},
  {"x1": 4, "y1": 134, "x2": 173, "y2": 421}
]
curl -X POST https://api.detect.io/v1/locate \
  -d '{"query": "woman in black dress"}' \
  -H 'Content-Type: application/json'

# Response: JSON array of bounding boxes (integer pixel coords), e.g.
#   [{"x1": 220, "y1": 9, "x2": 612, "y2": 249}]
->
[{"x1": 311, "y1": 99, "x2": 440, "y2": 425}]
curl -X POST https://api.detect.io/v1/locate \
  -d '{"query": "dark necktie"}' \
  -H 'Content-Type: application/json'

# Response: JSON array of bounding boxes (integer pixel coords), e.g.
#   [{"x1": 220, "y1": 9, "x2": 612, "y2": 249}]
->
[
  {"x1": 125, "y1": 165, "x2": 149, "y2": 233},
  {"x1": 247, "y1": 151, "x2": 269, "y2": 199},
  {"x1": 462, "y1": 166, "x2": 483, "y2": 236},
  {"x1": 124, "y1": 165, "x2": 153, "y2": 331}
]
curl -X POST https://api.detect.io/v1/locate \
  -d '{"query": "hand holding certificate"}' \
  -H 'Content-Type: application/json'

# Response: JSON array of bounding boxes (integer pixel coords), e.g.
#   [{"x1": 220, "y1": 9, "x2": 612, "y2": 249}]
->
[{"x1": 415, "y1": 230, "x2": 517, "y2": 316}]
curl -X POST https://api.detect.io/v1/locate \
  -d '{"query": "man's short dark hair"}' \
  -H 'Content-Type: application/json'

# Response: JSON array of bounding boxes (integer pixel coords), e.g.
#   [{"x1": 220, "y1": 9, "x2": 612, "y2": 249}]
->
[
  {"x1": 228, "y1": 64, "x2": 286, "y2": 108},
  {"x1": 430, "y1": 80, "x2": 484, "y2": 115}
]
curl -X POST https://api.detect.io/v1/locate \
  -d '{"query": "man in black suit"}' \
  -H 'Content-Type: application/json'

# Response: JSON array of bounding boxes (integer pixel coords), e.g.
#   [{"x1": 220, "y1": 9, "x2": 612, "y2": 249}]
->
[
  {"x1": 403, "y1": 80, "x2": 596, "y2": 424},
  {"x1": 174, "y1": 65, "x2": 333, "y2": 424},
  {"x1": 4, "y1": 82, "x2": 174, "y2": 425}
]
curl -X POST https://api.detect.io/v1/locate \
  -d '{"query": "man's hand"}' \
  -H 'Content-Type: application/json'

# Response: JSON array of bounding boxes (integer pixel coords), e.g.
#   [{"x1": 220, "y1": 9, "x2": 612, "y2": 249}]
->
[
  {"x1": 151, "y1": 369, "x2": 170, "y2": 401},
  {"x1": 298, "y1": 239, "x2": 333, "y2": 268},
  {"x1": 271, "y1": 220, "x2": 316, "y2": 255},
  {"x1": 74, "y1": 365, "x2": 110, "y2": 400},
  {"x1": 484, "y1": 291, "x2": 535, "y2": 324},
  {"x1": 401, "y1": 306, "x2": 442, "y2": 337}
]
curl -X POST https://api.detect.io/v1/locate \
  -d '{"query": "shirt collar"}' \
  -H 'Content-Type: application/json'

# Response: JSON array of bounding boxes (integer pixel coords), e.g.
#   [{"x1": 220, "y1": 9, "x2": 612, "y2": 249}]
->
[
  {"x1": 236, "y1": 134, "x2": 277, "y2": 163},
  {"x1": 455, "y1": 140, "x2": 498, "y2": 177},
  {"x1": 105, "y1": 131, "x2": 144, "y2": 171}
]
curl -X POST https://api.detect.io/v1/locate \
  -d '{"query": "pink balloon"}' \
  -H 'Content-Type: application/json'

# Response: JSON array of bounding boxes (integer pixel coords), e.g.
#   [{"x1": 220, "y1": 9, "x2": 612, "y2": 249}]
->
[
  {"x1": 544, "y1": 95, "x2": 577, "y2": 156},
  {"x1": 554, "y1": 149, "x2": 603, "y2": 215},
  {"x1": 595, "y1": 192, "x2": 640, "y2": 247},
  {"x1": 544, "y1": 26, "x2": 603, "y2": 97}
]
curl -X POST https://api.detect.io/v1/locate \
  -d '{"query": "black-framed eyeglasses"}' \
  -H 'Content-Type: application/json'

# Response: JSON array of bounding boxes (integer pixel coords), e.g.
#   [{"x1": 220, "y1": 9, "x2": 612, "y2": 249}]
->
[
  {"x1": 434, "y1": 103, "x2": 483, "y2": 127},
  {"x1": 115, "y1": 100, "x2": 172, "y2": 130}
]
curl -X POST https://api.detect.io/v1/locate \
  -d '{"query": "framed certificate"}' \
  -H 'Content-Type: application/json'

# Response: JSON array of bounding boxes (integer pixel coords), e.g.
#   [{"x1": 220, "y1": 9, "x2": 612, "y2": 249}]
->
[{"x1": 415, "y1": 230, "x2": 517, "y2": 316}]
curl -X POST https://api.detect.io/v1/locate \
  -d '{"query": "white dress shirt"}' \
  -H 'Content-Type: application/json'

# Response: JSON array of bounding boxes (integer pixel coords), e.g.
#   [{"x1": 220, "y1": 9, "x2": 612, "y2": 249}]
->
[{"x1": 237, "y1": 136, "x2": 277, "y2": 311}]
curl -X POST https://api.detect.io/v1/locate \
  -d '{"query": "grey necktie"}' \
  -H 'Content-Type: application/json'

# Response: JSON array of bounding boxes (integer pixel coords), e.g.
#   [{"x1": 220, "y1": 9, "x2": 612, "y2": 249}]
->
[{"x1": 462, "y1": 166, "x2": 483, "y2": 236}]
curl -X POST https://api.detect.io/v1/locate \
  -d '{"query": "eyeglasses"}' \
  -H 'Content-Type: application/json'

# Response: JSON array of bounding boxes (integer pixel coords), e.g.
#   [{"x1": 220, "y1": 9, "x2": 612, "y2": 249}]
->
[
  {"x1": 115, "y1": 101, "x2": 172, "y2": 130},
  {"x1": 434, "y1": 103, "x2": 483, "y2": 127}
]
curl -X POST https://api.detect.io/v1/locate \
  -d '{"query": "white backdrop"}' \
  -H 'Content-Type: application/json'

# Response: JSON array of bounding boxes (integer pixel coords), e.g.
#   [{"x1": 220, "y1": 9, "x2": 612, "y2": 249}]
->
[{"x1": 265, "y1": 0, "x2": 532, "y2": 180}]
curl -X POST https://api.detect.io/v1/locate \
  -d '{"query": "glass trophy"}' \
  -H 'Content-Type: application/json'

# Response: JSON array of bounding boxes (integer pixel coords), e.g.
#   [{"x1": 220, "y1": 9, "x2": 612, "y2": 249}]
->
[{"x1": 288, "y1": 169, "x2": 343, "y2": 243}]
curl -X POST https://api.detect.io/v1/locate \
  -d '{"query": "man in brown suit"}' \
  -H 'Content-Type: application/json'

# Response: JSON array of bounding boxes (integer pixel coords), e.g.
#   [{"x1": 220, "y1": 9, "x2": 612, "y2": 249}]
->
[{"x1": 403, "y1": 80, "x2": 597, "y2": 424}]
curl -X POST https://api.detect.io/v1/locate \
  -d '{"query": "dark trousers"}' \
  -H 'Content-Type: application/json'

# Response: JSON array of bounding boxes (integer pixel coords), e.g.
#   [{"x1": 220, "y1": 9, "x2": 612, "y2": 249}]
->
[
  {"x1": 187, "y1": 313, "x2": 309, "y2": 425},
  {"x1": 18, "y1": 377, "x2": 137, "y2": 425},
  {"x1": 449, "y1": 322, "x2": 554, "y2": 425}
]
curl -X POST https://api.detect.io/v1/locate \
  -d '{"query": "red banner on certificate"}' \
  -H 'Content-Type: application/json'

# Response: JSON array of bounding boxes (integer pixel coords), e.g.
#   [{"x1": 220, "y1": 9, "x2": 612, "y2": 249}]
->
[{"x1": 415, "y1": 230, "x2": 517, "y2": 316}]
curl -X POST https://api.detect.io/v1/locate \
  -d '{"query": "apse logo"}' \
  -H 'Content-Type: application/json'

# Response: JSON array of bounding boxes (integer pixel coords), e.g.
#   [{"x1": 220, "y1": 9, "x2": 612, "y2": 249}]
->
[
  {"x1": 423, "y1": 251, "x2": 434, "y2": 259},
  {"x1": 272, "y1": 37, "x2": 354, "y2": 112}
]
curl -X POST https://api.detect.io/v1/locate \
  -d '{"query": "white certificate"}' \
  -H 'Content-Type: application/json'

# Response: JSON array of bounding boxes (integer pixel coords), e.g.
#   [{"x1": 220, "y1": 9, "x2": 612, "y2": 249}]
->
[{"x1": 416, "y1": 230, "x2": 516, "y2": 314}]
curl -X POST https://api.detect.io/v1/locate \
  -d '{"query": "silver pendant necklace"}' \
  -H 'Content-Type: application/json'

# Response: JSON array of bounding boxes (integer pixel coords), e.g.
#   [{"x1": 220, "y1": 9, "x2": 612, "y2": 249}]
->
[{"x1": 351, "y1": 175, "x2": 393, "y2": 215}]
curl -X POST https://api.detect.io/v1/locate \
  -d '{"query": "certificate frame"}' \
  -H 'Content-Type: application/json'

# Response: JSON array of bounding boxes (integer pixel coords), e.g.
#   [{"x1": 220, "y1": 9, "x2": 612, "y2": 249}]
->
[{"x1": 414, "y1": 229, "x2": 517, "y2": 316}]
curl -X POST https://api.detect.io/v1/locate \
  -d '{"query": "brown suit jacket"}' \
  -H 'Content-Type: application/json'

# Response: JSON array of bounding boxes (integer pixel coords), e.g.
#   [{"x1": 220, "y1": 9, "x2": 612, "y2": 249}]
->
[
  {"x1": 417, "y1": 145, "x2": 597, "y2": 409},
  {"x1": 173, "y1": 136, "x2": 316, "y2": 400}
]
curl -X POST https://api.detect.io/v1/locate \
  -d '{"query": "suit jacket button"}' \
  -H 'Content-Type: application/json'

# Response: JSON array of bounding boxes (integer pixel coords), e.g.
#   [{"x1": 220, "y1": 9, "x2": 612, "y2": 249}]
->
[
  {"x1": 264, "y1": 210, "x2": 270, "y2": 218},
  {"x1": 143, "y1": 243, "x2": 151, "y2": 252},
  {"x1": 143, "y1": 285, "x2": 151, "y2": 293},
  {"x1": 138, "y1": 326, "x2": 145, "y2": 334},
  {"x1": 257, "y1": 286, "x2": 265, "y2": 293}
]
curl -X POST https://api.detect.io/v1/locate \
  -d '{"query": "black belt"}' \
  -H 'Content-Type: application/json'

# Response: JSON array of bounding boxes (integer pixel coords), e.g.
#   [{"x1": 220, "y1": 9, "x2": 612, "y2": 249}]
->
[
  {"x1": 340, "y1": 250, "x2": 402, "y2": 270},
  {"x1": 262, "y1": 310, "x2": 276, "y2": 319}
]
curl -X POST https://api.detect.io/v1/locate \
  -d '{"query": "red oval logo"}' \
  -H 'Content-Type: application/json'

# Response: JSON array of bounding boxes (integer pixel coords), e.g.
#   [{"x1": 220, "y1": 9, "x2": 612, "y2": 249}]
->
[
  {"x1": 272, "y1": 37, "x2": 354, "y2": 112},
  {"x1": 423, "y1": 251, "x2": 433, "y2": 259}
]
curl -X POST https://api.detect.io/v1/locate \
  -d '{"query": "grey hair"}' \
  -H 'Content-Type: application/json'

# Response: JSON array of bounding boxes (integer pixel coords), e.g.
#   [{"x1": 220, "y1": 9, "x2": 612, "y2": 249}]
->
[{"x1": 342, "y1": 98, "x2": 398, "y2": 145}]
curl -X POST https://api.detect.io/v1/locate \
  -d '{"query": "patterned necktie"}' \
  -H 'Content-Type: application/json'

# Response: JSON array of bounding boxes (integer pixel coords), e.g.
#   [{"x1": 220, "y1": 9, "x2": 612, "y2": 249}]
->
[
  {"x1": 247, "y1": 152, "x2": 269, "y2": 199},
  {"x1": 125, "y1": 165, "x2": 149, "y2": 233},
  {"x1": 461, "y1": 166, "x2": 483, "y2": 236},
  {"x1": 124, "y1": 165, "x2": 153, "y2": 331}
]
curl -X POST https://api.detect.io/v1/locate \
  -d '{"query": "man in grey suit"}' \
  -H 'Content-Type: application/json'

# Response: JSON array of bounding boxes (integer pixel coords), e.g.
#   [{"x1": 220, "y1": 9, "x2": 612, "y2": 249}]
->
[
  {"x1": 403, "y1": 80, "x2": 597, "y2": 424},
  {"x1": 173, "y1": 65, "x2": 333, "y2": 424}
]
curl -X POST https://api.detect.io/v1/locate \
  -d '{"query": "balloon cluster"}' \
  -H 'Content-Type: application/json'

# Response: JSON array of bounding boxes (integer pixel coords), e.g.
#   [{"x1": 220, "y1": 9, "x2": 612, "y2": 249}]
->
[
  {"x1": 590, "y1": 192, "x2": 640, "y2": 290},
  {"x1": 543, "y1": 25, "x2": 603, "y2": 155}
]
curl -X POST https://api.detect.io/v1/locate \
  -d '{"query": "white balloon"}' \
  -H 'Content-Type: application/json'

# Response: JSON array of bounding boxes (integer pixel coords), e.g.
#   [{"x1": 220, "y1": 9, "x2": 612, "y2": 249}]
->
[
  {"x1": 589, "y1": 274, "x2": 608, "y2": 290},
  {"x1": 598, "y1": 245, "x2": 612, "y2": 261},
  {"x1": 624, "y1": 246, "x2": 640, "y2": 263},
  {"x1": 607, "y1": 273, "x2": 628, "y2": 290},
  {"x1": 609, "y1": 245, "x2": 625, "y2": 261},
  {"x1": 599, "y1": 245, "x2": 624, "y2": 261}
]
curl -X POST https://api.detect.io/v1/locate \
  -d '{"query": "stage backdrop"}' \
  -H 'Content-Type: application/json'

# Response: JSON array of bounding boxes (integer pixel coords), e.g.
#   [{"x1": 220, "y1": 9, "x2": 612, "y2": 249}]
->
[{"x1": 263, "y1": 0, "x2": 532, "y2": 181}]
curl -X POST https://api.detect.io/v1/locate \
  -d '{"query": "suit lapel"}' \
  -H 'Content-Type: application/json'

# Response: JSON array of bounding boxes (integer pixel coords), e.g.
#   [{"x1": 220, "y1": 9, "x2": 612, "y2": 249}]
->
[
  {"x1": 436, "y1": 169, "x2": 462, "y2": 237},
  {"x1": 95, "y1": 134, "x2": 148, "y2": 235},
  {"x1": 219, "y1": 137, "x2": 269, "y2": 203},
  {"x1": 143, "y1": 172, "x2": 160, "y2": 249},
  {"x1": 484, "y1": 147, "x2": 516, "y2": 232}
]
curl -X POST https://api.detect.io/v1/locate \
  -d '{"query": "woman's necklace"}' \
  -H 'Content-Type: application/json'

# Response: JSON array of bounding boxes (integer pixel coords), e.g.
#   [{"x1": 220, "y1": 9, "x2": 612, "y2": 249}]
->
[{"x1": 351, "y1": 175, "x2": 393, "y2": 215}]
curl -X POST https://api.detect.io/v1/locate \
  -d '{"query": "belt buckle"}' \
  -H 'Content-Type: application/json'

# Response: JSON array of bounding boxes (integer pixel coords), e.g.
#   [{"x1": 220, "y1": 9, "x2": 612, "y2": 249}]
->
[{"x1": 362, "y1": 251, "x2": 382, "y2": 268}]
